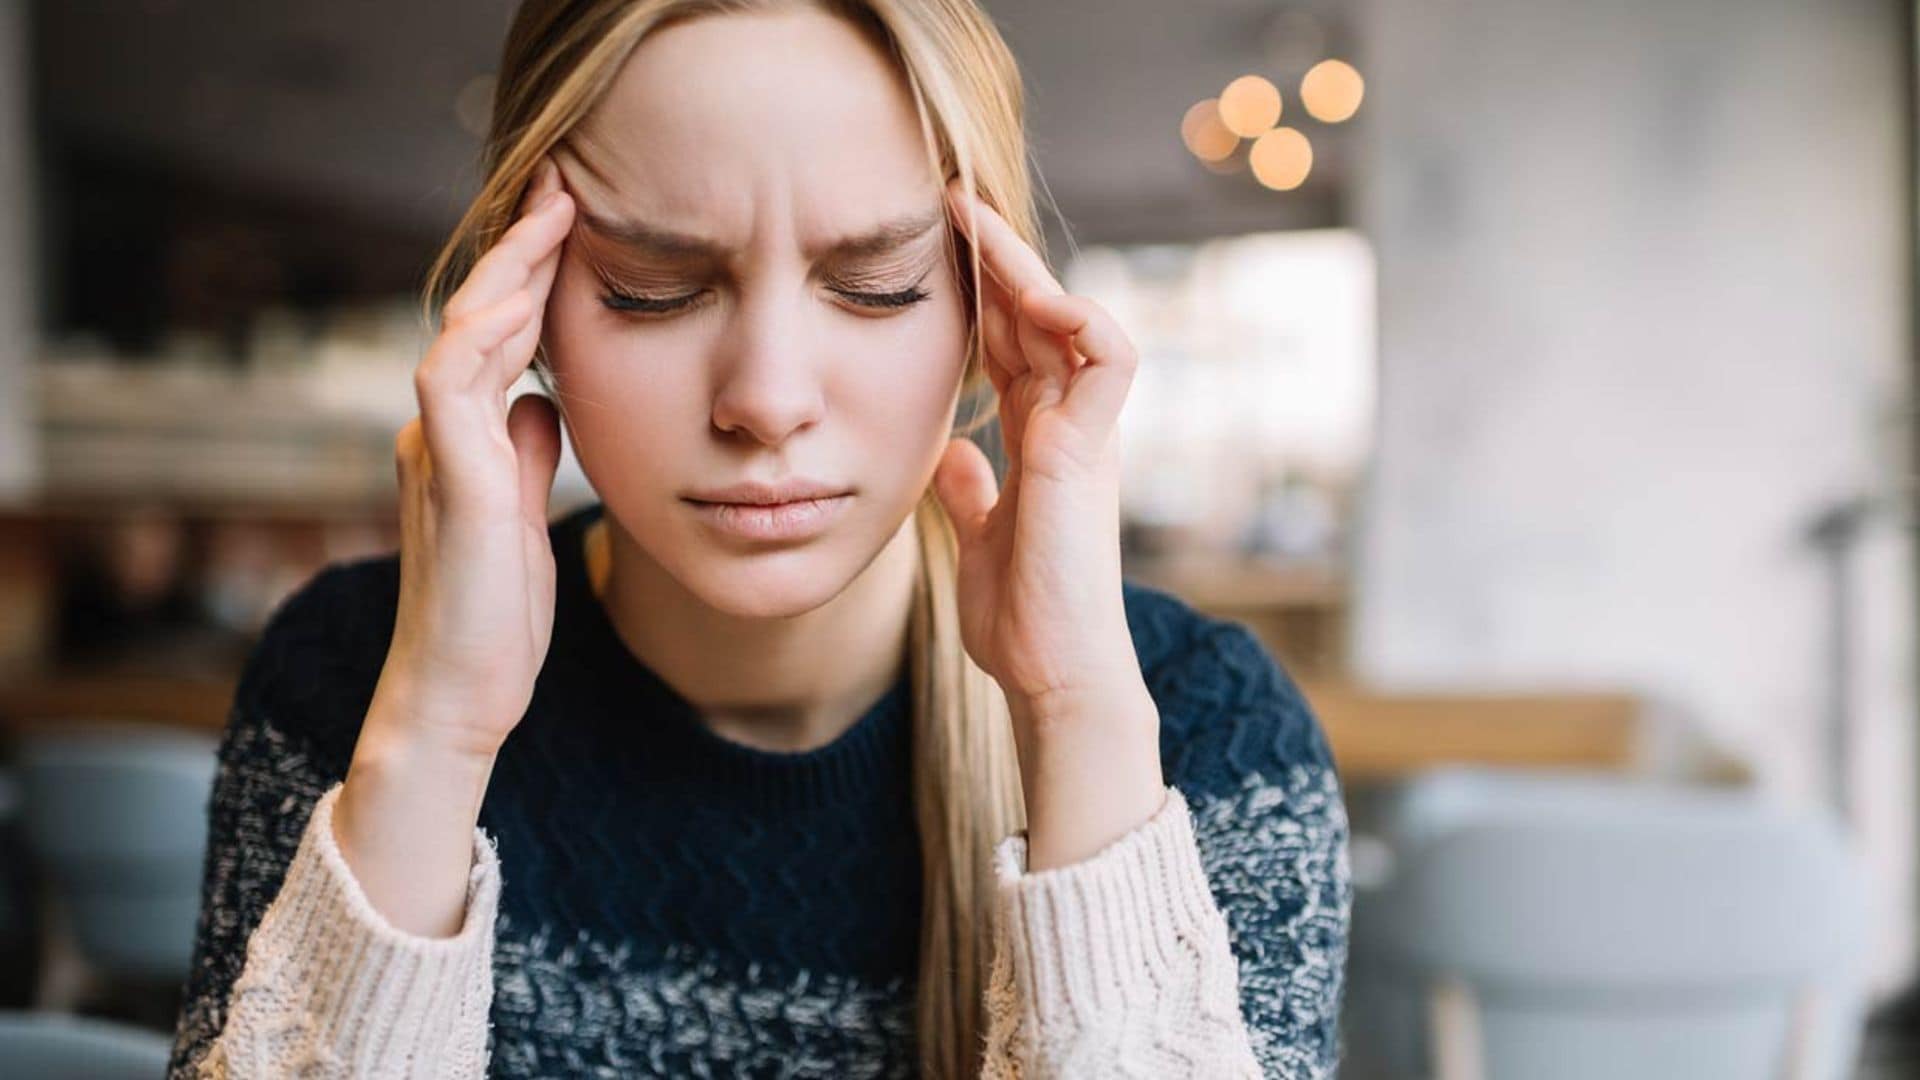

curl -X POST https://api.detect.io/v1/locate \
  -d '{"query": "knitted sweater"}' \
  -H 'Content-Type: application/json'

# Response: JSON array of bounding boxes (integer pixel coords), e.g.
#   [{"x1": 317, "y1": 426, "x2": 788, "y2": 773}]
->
[{"x1": 168, "y1": 499, "x2": 1351, "y2": 1078}]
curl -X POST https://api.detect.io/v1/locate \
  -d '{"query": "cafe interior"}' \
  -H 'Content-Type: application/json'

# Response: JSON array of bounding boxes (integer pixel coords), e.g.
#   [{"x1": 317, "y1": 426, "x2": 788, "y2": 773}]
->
[{"x1": 0, "y1": 0, "x2": 1914, "y2": 1076}]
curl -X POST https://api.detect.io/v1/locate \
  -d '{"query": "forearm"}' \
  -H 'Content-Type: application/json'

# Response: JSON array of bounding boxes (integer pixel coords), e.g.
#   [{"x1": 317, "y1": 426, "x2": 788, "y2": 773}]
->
[{"x1": 334, "y1": 669, "x2": 500, "y2": 938}]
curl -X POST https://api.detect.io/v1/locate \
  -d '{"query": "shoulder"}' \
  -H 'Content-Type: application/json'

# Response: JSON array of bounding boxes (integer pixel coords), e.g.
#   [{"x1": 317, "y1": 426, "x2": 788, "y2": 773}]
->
[
  {"x1": 1122, "y1": 576, "x2": 1338, "y2": 797},
  {"x1": 222, "y1": 549, "x2": 401, "y2": 775},
  {"x1": 1122, "y1": 578, "x2": 1351, "y2": 1074},
  {"x1": 1122, "y1": 578, "x2": 1351, "y2": 1068}
]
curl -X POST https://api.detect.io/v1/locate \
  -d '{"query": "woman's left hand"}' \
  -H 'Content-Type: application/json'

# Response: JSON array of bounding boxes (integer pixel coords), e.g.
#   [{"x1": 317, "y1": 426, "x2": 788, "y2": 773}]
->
[{"x1": 930, "y1": 179, "x2": 1167, "y2": 872}]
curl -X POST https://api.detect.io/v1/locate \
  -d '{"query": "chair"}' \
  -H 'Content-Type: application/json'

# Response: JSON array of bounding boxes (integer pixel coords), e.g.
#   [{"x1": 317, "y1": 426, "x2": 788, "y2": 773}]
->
[
  {"x1": 0, "y1": 1009, "x2": 172, "y2": 1077},
  {"x1": 18, "y1": 723, "x2": 219, "y2": 986},
  {"x1": 1357, "y1": 767, "x2": 1869, "y2": 1080},
  {"x1": 0, "y1": 768, "x2": 41, "y2": 1007}
]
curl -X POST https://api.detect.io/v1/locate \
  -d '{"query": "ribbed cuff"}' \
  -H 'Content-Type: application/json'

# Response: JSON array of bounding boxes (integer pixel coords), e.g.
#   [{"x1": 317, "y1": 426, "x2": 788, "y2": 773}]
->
[
  {"x1": 990, "y1": 785, "x2": 1231, "y2": 1021},
  {"x1": 222, "y1": 782, "x2": 500, "y2": 1076}
]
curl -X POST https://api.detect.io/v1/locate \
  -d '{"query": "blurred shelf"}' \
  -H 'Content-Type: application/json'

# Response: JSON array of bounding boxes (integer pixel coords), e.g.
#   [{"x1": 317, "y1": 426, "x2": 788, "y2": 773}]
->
[
  {"x1": 35, "y1": 354, "x2": 413, "y2": 508},
  {"x1": 0, "y1": 494, "x2": 402, "y2": 523}
]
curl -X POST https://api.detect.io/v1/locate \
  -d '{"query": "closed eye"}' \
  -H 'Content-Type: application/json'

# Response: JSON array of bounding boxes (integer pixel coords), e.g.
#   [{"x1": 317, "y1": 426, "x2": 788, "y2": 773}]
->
[
  {"x1": 598, "y1": 288, "x2": 707, "y2": 316},
  {"x1": 833, "y1": 282, "x2": 932, "y2": 310},
  {"x1": 599, "y1": 274, "x2": 933, "y2": 318}
]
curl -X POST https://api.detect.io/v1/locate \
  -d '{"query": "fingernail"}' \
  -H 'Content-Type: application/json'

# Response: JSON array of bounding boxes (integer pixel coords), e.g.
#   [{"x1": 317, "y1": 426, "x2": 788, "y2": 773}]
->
[{"x1": 537, "y1": 188, "x2": 565, "y2": 212}]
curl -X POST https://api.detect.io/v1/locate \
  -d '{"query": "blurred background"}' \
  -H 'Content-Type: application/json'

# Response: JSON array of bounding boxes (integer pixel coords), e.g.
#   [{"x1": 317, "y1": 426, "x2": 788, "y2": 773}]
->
[{"x1": 0, "y1": 0, "x2": 1911, "y2": 1076}]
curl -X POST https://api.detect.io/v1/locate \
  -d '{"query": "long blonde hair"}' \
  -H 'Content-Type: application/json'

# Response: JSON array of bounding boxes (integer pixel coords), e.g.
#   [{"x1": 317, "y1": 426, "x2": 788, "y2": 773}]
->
[{"x1": 420, "y1": 1, "x2": 1039, "y2": 1074}]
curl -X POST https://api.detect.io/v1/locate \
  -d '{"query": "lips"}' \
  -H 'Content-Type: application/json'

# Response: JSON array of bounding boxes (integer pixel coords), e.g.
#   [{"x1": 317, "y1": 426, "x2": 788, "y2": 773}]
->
[
  {"x1": 683, "y1": 479, "x2": 852, "y2": 506},
  {"x1": 684, "y1": 491, "x2": 853, "y2": 542}
]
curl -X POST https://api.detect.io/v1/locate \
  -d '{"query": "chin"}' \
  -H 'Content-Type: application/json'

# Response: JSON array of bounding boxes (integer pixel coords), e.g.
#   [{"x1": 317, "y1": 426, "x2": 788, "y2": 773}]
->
[{"x1": 673, "y1": 545, "x2": 863, "y2": 619}]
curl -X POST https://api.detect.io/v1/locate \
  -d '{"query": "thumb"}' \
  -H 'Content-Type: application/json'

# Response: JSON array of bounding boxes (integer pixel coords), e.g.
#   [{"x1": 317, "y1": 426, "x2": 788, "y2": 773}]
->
[
  {"x1": 932, "y1": 436, "x2": 998, "y2": 546},
  {"x1": 507, "y1": 391, "x2": 562, "y2": 524}
]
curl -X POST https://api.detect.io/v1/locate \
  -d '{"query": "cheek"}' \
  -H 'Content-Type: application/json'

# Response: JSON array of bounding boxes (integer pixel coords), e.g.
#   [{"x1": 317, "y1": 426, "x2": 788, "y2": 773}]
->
[
  {"x1": 841, "y1": 301, "x2": 969, "y2": 455},
  {"x1": 543, "y1": 273, "x2": 702, "y2": 489}
]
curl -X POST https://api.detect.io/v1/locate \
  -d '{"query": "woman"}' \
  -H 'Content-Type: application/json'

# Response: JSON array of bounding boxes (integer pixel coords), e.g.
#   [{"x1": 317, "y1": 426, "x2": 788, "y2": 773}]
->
[{"x1": 167, "y1": 1, "x2": 1351, "y2": 1076}]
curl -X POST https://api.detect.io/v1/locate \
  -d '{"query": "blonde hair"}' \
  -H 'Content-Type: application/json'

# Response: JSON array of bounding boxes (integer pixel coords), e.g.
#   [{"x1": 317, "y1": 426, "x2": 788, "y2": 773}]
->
[{"x1": 419, "y1": 1, "x2": 1041, "y2": 1074}]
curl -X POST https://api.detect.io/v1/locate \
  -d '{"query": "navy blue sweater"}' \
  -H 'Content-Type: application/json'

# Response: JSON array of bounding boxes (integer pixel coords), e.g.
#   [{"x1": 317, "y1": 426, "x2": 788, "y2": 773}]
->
[{"x1": 169, "y1": 499, "x2": 1350, "y2": 1077}]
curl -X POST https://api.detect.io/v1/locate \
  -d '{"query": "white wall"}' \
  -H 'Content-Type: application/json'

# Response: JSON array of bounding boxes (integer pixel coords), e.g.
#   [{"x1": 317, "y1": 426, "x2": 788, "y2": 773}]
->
[{"x1": 1352, "y1": 0, "x2": 1915, "y2": 988}]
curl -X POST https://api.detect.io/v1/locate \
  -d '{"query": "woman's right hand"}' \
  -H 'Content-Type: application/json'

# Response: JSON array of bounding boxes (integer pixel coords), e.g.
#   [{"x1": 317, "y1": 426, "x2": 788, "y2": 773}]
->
[
  {"x1": 335, "y1": 156, "x2": 575, "y2": 936},
  {"x1": 374, "y1": 155, "x2": 575, "y2": 763}
]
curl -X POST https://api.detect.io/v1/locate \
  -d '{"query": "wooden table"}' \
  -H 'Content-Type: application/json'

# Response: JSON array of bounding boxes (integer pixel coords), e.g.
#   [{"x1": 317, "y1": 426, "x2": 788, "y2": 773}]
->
[{"x1": 1299, "y1": 681, "x2": 1648, "y2": 781}]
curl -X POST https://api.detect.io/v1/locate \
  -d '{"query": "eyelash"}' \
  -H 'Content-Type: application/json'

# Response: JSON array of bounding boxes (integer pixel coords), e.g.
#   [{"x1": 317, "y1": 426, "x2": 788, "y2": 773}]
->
[{"x1": 598, "y1": 276, "x2": 932, "y2": 317}]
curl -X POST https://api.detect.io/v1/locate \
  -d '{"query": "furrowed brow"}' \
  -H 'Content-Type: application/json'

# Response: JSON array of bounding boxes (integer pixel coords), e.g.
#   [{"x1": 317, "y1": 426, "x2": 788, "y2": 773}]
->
[{"x1": 577, "y1": 205, "x2": 944, "y2": 261}]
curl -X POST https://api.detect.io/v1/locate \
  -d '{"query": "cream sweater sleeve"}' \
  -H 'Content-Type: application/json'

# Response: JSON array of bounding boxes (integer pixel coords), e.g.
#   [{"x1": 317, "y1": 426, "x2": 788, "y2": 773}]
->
[
  {"x1": 190, "y1": 785, "x2": 499, "y2": 1079},
  {"x1": 979, "y1": 784, "x2": 1264, "y2": 1079},
  {"x1": 193, "y1": 782, "x2": 1257, "y2": 1078}
]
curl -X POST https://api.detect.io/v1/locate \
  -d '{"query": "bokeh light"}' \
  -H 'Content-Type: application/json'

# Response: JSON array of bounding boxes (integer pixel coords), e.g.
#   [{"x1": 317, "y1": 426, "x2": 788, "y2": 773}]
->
[
  {"x1": 1249, "y1": 126, "x2": 1313, "y2": 190},
  {"x1": 1218, "y1": 75, "x2": 1282, "y2": 138},
  {"x1": 1181, "y1": 98, "x2": 1240, "y2": 162},
  {"x1": 1301, "y1": 59, "x2": 1364, "y2": 123}
]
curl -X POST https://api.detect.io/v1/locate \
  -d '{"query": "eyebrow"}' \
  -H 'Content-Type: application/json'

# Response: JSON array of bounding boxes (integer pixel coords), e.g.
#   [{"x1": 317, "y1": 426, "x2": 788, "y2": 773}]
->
[{"x1": 576, "y1": 205, "x2": 945, "y2": 262}]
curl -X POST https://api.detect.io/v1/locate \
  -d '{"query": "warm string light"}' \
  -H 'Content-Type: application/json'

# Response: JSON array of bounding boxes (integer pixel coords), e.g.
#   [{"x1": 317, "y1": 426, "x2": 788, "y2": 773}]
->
[{"x1": 1181, "y1": 56, "x2": 1363, "y2": 191}]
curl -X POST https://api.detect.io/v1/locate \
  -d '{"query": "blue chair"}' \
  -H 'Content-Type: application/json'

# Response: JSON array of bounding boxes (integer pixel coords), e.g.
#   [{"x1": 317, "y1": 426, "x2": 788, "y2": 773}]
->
[
  {"x1": 18, "y1": 723, "x2": 219, "y2": 986},
  {"x1": 0, "y1": 1010, "x2": 172, "y2": 1077},
  {"x1": 1354, "y1": 767, "x2": 1869, "y2": 1080}
]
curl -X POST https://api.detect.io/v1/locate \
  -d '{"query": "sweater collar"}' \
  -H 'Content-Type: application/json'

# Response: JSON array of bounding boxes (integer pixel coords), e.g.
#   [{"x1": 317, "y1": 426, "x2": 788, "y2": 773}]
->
[{"x1": 547, "y1": 500, "x2": 913, "y2": 813}]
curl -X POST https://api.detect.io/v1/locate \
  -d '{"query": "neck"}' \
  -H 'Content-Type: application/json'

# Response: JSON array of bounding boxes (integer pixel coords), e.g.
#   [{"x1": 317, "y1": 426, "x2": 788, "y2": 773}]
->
[{"x1": 584, "y1": 506, "x2": 919, "y2": 753}]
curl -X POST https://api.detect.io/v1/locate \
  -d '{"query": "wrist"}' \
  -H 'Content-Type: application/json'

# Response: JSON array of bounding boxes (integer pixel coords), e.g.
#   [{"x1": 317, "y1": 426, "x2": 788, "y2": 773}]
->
[
  {"x1": 345, "y1": 716, "x2": 496, "y2": 814},
  {"x1": 335, "y1": 688, "x2": 499, "y2": 938},
  {"x1": 340, "y1": 677, "x2": 500, "y2": 865},
  {"x1": 363, "y1": 662, "x2": 511, "y2": 768},
  {"x1": 1007, "y1": 673, "x2": 1158, "y2": 743},
  {"x1": 1007, "y1": 681, "x2": 1166, "y2": 872}
]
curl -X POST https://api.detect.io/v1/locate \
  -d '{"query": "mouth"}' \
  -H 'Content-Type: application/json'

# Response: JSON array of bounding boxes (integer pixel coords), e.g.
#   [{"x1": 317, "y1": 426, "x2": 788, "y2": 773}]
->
[{"x1": 682, "y1": 493, "x2": 854, "y2": 542}]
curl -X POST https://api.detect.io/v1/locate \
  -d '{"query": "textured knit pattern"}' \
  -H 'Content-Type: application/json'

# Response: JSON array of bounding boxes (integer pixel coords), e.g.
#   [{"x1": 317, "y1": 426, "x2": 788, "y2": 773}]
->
[
  {"x1": 168, "y1": 500, "x2": 1351, "y2": 1078},
  {"x1": 981, "y1": 785, "x2": 1261, "y2": 1078},
  {"x1": 194, "y1": 786, "x2": 500, "y2": 1078}
]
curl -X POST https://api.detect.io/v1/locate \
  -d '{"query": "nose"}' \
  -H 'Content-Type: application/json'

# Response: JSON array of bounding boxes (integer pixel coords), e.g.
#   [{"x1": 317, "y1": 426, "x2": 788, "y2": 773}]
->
[{"x1": 708, "y1": 284, "x2": 827, "y2": 446}]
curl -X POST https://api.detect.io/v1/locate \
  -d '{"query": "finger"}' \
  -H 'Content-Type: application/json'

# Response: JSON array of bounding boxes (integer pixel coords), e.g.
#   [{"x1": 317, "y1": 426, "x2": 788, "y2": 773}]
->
[
  {"x1": 507, "y1": 391, "x2": 562, "y2": 524},
  {"x1": 1021, "y1": 291, "x2": 1139, "y2": 436},
  {"x1": 415, "y1": 289, "x2": 535, "y2": 493},
  {"x1": 520, "y1": 155, "x2": 560, "y2": 213},
  {"x1": 475, "y1": 155, "x2": 563, "y2": 383},
  {"x1": 977, "y1": 271, "x2": 1025, "y2": 388},
  {"x1": 480, "y1": 156, "x2": 573, "y2": 387},
  {"x1": 493, "y1": 204, "x2": 571, "y2": 385},
  {"x1": 945, "y1": 178, "x2": 1063, "y2": 304},
  {"x1": 441, "y1": 186, "x2": 574, "y2": 329},
  {"x1": 931, "y1": 435, "x2": 999, "y2": 547},
  {"x1": 422, "y1": 288, "x2": 535, "y2": 391},
  {"x1": 1014, "y1": 285, "x2": 1080, "y2": 391},
  {"x1": 394, "y1": 416, "x2": 426, "y2": 493},
  {"x1": 945, "y1": 181, "x2": 1077, "y2": 390},
  {"x1": 974, "y1": 275, "x2": 1030, "y2": 476}
]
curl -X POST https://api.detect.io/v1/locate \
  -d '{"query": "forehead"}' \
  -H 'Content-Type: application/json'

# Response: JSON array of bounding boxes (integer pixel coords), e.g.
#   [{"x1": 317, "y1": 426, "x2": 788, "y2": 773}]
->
[{"x1": 562, "y1": 8, "x2": 941, "y2": 253}]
